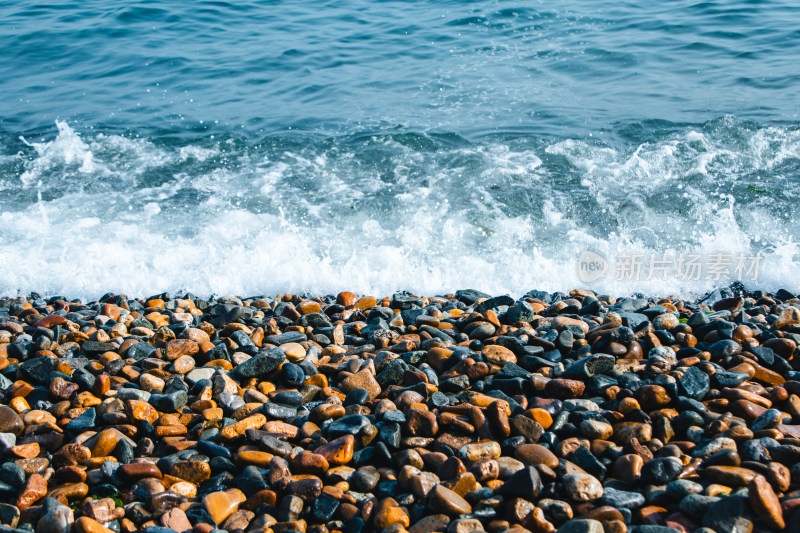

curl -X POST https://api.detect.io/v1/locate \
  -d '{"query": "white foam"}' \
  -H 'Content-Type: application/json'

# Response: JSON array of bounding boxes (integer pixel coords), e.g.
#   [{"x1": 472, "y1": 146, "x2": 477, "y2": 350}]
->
[
  {"x1": 178, "y1": 145, "x2": 218, "y2": 162},
  {"x1": 19, "y1": 121, "x2": 102, "y2": 186},
  {"x1": 3, "y1": 119, "x2": 800, "y2": 299}
]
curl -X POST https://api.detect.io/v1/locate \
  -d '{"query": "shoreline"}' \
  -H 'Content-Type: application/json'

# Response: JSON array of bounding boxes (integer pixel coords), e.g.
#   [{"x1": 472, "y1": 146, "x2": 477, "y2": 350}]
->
[{"x1": 0, "y1": 287, "x2": 798, "y2": 533}]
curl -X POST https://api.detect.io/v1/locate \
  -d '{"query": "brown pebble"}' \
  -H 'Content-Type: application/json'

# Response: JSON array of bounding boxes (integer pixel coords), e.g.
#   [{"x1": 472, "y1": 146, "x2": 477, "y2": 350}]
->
[
  {"x1": 515, "y1": 443, "x2": 558, "y2": 469},
  {"x1": 749, "y1": 474, "x2": 784, "y2": 530},
  {"x1": 0, "y1": 405, "x2": 24, "y2": 435},
  {"x1": 314, "y1": 434, "x2": 355, "y2": 465},
  {"x1": 16, "y1": 473, "x2": 47, "y2": 509},
  {"x1": 118, "y1": 462, "x2": 163, "y2": 480}
]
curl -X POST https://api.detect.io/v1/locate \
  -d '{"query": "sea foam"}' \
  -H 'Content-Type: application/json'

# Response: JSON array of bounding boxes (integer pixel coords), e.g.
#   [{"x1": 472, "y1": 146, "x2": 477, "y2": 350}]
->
[{"x1": 1, "y1": 119, "x2": 799, "y2": 299}]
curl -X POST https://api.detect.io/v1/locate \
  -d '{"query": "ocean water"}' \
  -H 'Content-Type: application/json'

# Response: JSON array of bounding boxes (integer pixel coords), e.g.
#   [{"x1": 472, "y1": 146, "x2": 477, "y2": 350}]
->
[{"x1": 1, "y1": 0, "x2": 800, "y2": 299}]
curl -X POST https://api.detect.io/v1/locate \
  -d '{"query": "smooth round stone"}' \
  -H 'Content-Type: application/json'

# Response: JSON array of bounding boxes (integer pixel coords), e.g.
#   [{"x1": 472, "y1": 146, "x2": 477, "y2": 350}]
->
[
  {"x1": 601, "y1": 486, "x2": 645, "y2": 509},
  {"x1": 679, "y1": 494, "x2": 720, "y2": 519},
  {"x1": 0, "y1": 433, "x2": 16, "y2": 449},
  {"x1": 497, "y1": 466, "x2": 542, "y2": 499},
  {"x1": 515, "y1": 444, "x2": 558, "y2": 469},
  {"x1": 544, "y1": 379, "x2": 586, "y2": 399},
  {"x1": 271, "y1": 390, "x2": 303, "y2": 406},
  {"x1": 563, "y1": 473, "x2": 603, "y2": 502},
  {"x1": 666, "y1": 479, "x2": 703, "y2": 498},
  {"x1": 22, "y1": 410, "x2": 56, "y2": 426},
  {"x1": 281, "y1": 363, "x2": 305, "y2": 387},
  {"x1": 383, "y1": 410, "x2": 406, "y2": 423},
  {"x1": 218, "y1": 392, "x2": 245, "y2": 412},
  {"x1": 748, "y1": 474, "x2": 784, "y2": 530},
  {"x1": 373, "y1": 500, "x2": 410, "y2": 530},
  {"x1": 313, "y1": 434, "x2": 355, "y2": 465},
  {"x1": 635, "y1": 385, "x2": 671, "y2": 409},
  {"x1": 328, "y1": 414, "x2": 370, "y2": 437},
  {"x1": 172, "y1": 355, "x2": 195, "y2": 374},
  {"x1": 678, "y1": 366, "x2": 710, "y2": 400},
  {"x1": 0, "y1": 502, "x2": 20, "y2": 528},
  {"x1": 641, "y1": 457, "x2": 683, "y2": 486},
  {"x1": 286, "y1": 477, "x2": 322, "y2": 500},
  {"x1": 186, "y1": 368, "x2": 215, "y2": 384},
  {"x1": 459, "y1": 441, "x2": 501, "y2": 463},
  {"x1": 0, "y1": 406, "x2": 23, "y2": 436},
  {"x1": 707, "y1": 339, "x2": 741, "y2": 358},
  {"x1": 714, "y1": 371, "x2": 749, "y2": 388},
  {"x1": 118, "y1": 462, "x2": 162, "y2": 480},
  {"x1": 55, "y1": 443, "x2": 91, "y2": 466},
  {"x1": 172, "y1": 461, "x2": 211, "y2": 484},
  {"x1": 751, "y1": 409, "x2": 783, "y2": 432},
  {"x1": 702, "y1": 495, "x2": 753, "y2": 533},
  {"x1": 351, "y1": 467, "x2": 380, "y2": 492},
  {"x1": 203, "y1": 489, "x2": 246, "y2": 525},
  {"x1": 703, "y1": 466, "x2": 758, "y2": 487},
  {"x1": 649, "y1": 345, "x2": 677, "y2": 364},
  {"x1": 0, "y1": 463, "x2": 25, "y2": 487},
  {"x1": 343, "y1": 388, "x2": 370, "y2": 407},
  {"x1": 692, "y1": 437, "x2": 737, "y2": 460},
  {"x1": 16, "y1": 473, "x2": 47, "y2": 509},
  {"x1": 139, "y1": 374, "x2": 165, "y2": 392},
  {"x1": 89, "y1": 429, "x2": 119, "y2": 458},
  {"x1": 496, "y1": 457, "x2": 525, "y2": 478},
  {"x1": 468, "y1": 324, "x2": 496, "y2": 340},
  {"x1": 394, "y1": 449, "x2": 424, "y2": 469},
  {"x1": 407, "y1": 408, "x2": 438, "y2": 437},
  {"x1": 427, "y1": 484, "x2": 472, "y2": 515},
  {"x1": 653, "y1": 314, "x2": 679, "y2": 330},
  {"x1": 75, "y1": 516, "x2": 108, "y2": 533},
  {"x1": 613, "y1": 422, "x2": 652, "y2": 444},
  {"x1": 579, "y1": 419, "x2": 613, "y2": 440}
]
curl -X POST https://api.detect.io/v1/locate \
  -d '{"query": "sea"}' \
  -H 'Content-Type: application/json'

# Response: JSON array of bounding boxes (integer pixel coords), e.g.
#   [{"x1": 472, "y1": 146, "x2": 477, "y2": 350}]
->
[{"x1": 2, "y1": 0, "x2": 800, "y2": 299}]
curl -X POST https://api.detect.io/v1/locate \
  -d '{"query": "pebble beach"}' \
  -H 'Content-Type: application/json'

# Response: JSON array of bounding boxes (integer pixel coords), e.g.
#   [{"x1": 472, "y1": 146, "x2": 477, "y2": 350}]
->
[
  {"x1": 0, "y1": 287, "x2": 798, "y2": 533},
  {"x1": 4, "y1": 0, "x2": 800, "y2": 532}
]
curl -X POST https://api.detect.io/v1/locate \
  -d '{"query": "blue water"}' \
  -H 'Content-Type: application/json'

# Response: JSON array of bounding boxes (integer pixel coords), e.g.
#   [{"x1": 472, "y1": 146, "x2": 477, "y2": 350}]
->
[{"x1": 1, "y1": 0, "x2": 800, "y2": 297}]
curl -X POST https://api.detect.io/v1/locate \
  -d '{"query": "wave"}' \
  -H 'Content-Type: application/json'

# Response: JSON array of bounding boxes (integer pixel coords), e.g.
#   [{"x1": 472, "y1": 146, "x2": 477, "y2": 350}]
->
[{"x1": 1, "y1": 117, "x2": 799, "y2": 299}]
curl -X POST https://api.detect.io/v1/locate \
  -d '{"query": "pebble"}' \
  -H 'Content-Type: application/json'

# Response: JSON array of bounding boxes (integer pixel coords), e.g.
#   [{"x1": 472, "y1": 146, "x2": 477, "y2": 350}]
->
[
  {"x1": 0, "y1": 407, "x2": 23, "y2": 436},
  {"x1": 563, "y1": 473, "x2": 604, "y2": 501},
  {"x1": 748, "y1": 474, "x2": 784, "y2": 530},
  {"x1": 202, "y1": 488, "x2": 245, "y2": 525},
  {"x1": 557, "y1": 519, "x2": 604, "y2": 533},
  {"x1": 37, "y1": 498, "x2": 73, "y2": 533},
  {"x1": 515, "y1": 443, "x2": 559, "y2": 468},
  {"x1": 640, "y1": 457, "x2": 683, "y2": 485},
  {"x1": 161, "y1": 508, "x2": 192, "y2": 533},
  {"x1": 428, "y1": 484, "x2": 472, "y2": 515},
  {"x1": 0, "y1": 288, "x2": 796, "y2": 533},
  {"x1": 702, "y1": 494, "x2": 753, "y2": 533},
  {"x1": 16, "y1": 473, "x2": 46, "y2": 509}
]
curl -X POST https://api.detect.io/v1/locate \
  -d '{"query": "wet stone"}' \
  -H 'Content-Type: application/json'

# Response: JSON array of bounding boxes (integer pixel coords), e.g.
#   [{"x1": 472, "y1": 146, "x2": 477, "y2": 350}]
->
[
  {"x1": 602, "y1": 487, "x2": 645, "y2": 509},
  {"x1": 497, "y1": 466, "x2": 542, "y2": 499},
  {"x1": 428, "y1": 484, "x2": 472, "y2": 515},
  {"x1": 328, "y1": 414, "x2": 371, "y2": 437},
  {"x1": 563, "y1": 473, "x2": 603, "y2": 502},
  {"x1": 65, "y1": 408, "x2": 96, "y2": 432},
  {"x1": 0, "y1": 463, "x2": 25, "y2": 488},
  {"x1": 16, "y1": 473, "x2": 47, "y2": 509},
  {"x1": 233, "y1": 348, "x2": 285, "y2": 379},
  {"x1": 678, "y1": 366, "x2": 710, "y2": 401},
  {"x1": 702, "y1": 495, "x2": 753, "y2": 533},
  {"x1": 0, "y1": 406, "x2": 23, "y2": 436},
  {"x1": 640, "y1": 457, "x2": 683, "y2": 486},
  {"x1": 0, "y1": 290, "x2": 796, "y2": 533}
]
